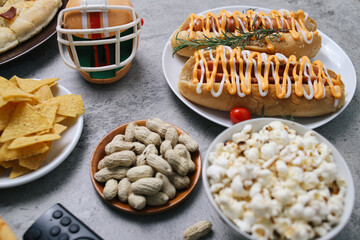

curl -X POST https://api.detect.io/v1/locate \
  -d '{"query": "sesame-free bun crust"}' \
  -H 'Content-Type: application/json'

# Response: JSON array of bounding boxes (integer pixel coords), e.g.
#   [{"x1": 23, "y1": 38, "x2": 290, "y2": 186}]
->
[{"x1": 178, "y1": 55, "x2": 345, "y2": 117}]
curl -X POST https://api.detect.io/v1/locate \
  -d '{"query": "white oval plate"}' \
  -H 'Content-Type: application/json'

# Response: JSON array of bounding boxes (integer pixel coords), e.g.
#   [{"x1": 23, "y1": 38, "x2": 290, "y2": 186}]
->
[
  {"x1": 0, "y1": 83, "x2": 83, "y2": 188},
  {"x1": 162, "y1": 5, "x2": 356, "y2": 129},
  {"x1": 203, "y1": 118, "x2": 355, "y2": 239}
]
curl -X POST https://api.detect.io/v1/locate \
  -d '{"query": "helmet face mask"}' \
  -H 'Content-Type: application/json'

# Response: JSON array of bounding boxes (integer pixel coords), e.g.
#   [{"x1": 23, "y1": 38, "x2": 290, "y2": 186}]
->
[{"x1": 56, "y1": 0, "x2": 142, "y2": 83}]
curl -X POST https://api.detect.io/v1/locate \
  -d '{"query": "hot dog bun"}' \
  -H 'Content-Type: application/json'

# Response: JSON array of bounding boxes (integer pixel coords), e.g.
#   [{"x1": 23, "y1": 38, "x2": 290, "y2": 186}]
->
[
  {"x1": 178, "y1": 46, "x2": 345, "y2": 117},
  {"x1": 172, "y1": 9, "x2": 321, "y2": 59}
]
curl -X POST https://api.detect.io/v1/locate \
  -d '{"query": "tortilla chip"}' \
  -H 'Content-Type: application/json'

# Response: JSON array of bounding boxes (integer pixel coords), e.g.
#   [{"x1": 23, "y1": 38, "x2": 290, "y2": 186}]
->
[
  {"x1": 15, "y1": 76, "x2": 59, "y2": 93},
  {"x1": 8, "y1": 134, "x2": 60, "y2": 149},
  {"x1": 0, "y1": 77, "x2": 36, "y2": 101},
  {"x1": 6, "y1": 96, "x2": 37, "y2": 104},
  {"x1": 51, "y1": 124, "x2": 67, "y2": 135},
  {"x1": 10, "y1": 163, "x2": 32, "y2": 178},
  {"x1": 0, "y1": 216, "x2": 17, "y2": 240},
  {"x1": 0, "y1": 102, "x2": 52, "y2": 142},
  {"x1": 0, "y1": 102, "x2": 15, "y2": 131},
  {"x1": 49, "y1": 82, "x2": 58, "y2": 88},
  {"x1": 18, "y1": 142, "x2": 52, "y2": 170},
  {"x1": 18, "y1": 153, "x2": 47, "y2": 170},
  {"x1": 0, "y1": 97, "x2": 7, "y2": 108},
  {"x1": 0, "y1": 141, "x2": 49, "y2": 161},
  {"x1": 42, "y1": 94, "x2": 84, "y2": 117},
  {"x1": 8, "y1": 76, "x2": 18, "y2": 86},
  {"x1": 34, "y1": 102, "x2": 59, "y2": 126},
  {"x1": 33, "y1": 85, "x2": 54, "y2": 102},
  {"x1": 0, "y1": 159, "x2": 18, "y2": 168},
  {"x1": 54, "y1": 115, "x2": 67, "y2": 123}
]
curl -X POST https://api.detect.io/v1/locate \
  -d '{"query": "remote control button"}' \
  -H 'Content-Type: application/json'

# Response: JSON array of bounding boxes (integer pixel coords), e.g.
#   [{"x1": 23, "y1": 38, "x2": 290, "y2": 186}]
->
[
  {"x1": 53, "y1": 210, "x2": 63, "y2": 219},
  {"x1": 58, "y1": 233, "x2": 69, "y2": 240},
  {"x1": 60, "y1": 217, "x2": 71, "y2": 226},
  {"x1": 50, "y1": 226, "x2": 61, "y2": 236},
  {"x1": 69, "y1": 224, "x2": 80, "y2": 233},
  {"x1": 29, "y1": 228, "x2": 42, "y2": 239}
]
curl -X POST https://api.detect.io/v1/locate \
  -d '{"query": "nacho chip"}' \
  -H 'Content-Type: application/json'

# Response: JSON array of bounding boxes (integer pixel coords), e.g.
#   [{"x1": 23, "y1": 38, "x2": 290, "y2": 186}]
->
[
  {"x1": 52, "y1": 124, "x2": 67, "y2": 135},
  {"x1": 0, "y1": 102, "x2": 15, "y2": 131},
  {"x1": 33, "y1": 85, "x2": 54, "y2": 102},
  {"x1": 54, "y1": 115, "x2": 67, "y2": 123},
  {"x1": 36, "y1": 129, "x2": 50, "y2": 135},
  {"x1": 18, "y1": 153, "x2": 47, "y2": 170},
  {"x1": 6, "y1": 96, "x2": 37, "y2": 104},
  {"x1": 0, "y1": 141, "x2": 49, "y2": 161},
  {"x1": 19, "y1": 142, "x2": 52, "y2": 170},
  {"x1": 0, "y1": 97, "x2": 7, "y2": 108},
  {"x1": 10, "y1": 163, "x2": 32, "y2": 178},
  {"x1": 42, "y1": 94, "x2": 84, "y2": 117},
  {"x1": 8, "y1": 134, "x2": 60, "y2": 149},
  {"x1": 15, "y1": 76, "x2": 59, "y2": 93},
  {"x1": 0, "y1": 159, "x2": 18, "y2": 168},
  {"x1": 0, "y1": 102, "x2": 52, "y2": 143},
  {"x1": 34, "y1": 102, "x2": 59, "y2": 126},
  {"x1": 8, "y1": 76, "x2": 18, "y2": 86},
  {"x1": 0, "y1": 77, "x2": 36, "y2": 101},
  {"x1": 0, "y1": 216, "x2": 17, "y2": 239},
  {"x1": 49, "y1": 82, "x2": 58, "y2": 88}
]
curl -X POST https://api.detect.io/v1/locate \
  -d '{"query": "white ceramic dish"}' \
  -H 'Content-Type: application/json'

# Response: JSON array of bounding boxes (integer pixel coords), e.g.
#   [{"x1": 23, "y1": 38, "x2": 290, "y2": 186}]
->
[
  {"x1": 162, "y1": 6, "x2": 356, "y2": 129},
  {"x1": 0, "y1": 83, "x2": 84, "y2": 188},
  {"x1": 202, "y1": 118, "x2": 355, "y2": 239}
]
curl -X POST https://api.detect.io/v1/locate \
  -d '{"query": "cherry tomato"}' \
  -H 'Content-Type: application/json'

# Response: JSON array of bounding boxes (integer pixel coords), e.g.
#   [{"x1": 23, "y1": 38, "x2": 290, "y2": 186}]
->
[{"x1": 230, "y1": 107, "x2": 251, "y2": 124}]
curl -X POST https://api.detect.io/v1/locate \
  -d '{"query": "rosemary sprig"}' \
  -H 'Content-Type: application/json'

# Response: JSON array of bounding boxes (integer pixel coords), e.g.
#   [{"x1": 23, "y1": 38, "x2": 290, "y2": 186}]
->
[
  {"x1": 281, "y1": 114, "x2": 295, "y2": 121},
  {"x1": 172, "y1": 19, "x2": 288, "y2": 56}
]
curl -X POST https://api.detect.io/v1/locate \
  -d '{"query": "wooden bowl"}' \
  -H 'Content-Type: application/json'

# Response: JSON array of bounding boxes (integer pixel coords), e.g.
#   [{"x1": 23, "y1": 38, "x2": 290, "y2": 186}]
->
[{"x1": 90, "y1": 120, "x2": 202, "y2": 214}]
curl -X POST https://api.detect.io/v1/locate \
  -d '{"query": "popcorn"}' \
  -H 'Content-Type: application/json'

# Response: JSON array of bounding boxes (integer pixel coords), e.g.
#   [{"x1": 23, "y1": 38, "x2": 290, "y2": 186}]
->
[
  {"x1": 206, "y1": 165, "x2": 226, "y2": 183},
  {"x1": 231, "y1": 175, "x2": 248, "y2": 197},
  {"x1": 207, "y1": 121, "x2": 346, "y2": 240},
  {"x1": 244, "y1": 147, "x2": 260, "y2": 162},
  {"x1": 252, "y1": 224, "x2": 271, "y2": 240},
  {"x1": 303, "y1": 171, "x2": 320, "y2": 190},
  {"x1": 232, "y1": 124, "x2": 252, "y2": 143}
]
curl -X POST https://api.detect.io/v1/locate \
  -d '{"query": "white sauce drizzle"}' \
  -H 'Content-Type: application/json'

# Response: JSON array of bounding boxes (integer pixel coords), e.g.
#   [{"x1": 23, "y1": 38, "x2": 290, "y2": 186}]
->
[
  {"x1": 196, "y1": 57, "x2": 205, "y2": 94},
  {"x1": 212, "y1": 21, "x2": 219, "y2": 36},
  {"x1": 324, "y1": 66, "x2": 339, "y2": 107},
  {"x1": 237, "y1": 17, "x2": 248, "y2": 32},
  {"x1": 263, "y1": 16, "x2": 273, "y2": 28},
  {"x1": 211, "y1": 72, "x2": 225, "y2": 97},
  {"x1": 295, "y1": 21, "x2": 314, "y2": 44},
  {"x1": 301, "y1": 60, "x2": 314, "y2": 100}
]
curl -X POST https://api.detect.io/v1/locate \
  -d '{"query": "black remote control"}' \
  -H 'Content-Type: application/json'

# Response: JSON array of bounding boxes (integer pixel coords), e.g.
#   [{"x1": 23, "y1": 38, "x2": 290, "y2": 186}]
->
[{"x1": 23, "y1": 203, "x2": 103, "y2": 240}]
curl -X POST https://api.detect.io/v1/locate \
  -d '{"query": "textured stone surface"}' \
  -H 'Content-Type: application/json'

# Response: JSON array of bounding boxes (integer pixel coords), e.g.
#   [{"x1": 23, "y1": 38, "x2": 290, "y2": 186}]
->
[{"x1": 0, "y1": 0, "x2": 359, "y2": 239}]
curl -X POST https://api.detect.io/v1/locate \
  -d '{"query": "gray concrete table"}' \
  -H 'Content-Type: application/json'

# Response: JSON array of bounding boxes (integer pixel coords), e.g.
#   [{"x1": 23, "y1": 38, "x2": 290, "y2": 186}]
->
[{"x1": 0, "y1": 0, "x2": 359, "y2": 239}]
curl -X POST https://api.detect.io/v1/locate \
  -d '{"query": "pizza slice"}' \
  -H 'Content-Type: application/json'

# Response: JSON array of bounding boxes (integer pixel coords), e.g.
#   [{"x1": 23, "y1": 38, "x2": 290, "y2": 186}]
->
[
  {"x1": 0, "y1": 0, "x2": 61, "y2": 54},
  {"x1": 0, "y1": 26, "x2": 18, "y2": 53}
]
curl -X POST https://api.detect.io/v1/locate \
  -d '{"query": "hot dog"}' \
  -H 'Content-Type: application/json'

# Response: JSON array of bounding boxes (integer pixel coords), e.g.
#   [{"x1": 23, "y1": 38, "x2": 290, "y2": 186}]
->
[
  {"x1": 171, "y1": 9, "x2": 321, "y2": 59},
  {"x1": 178, "y1": 46, "x2": 345, "y2": 117}
]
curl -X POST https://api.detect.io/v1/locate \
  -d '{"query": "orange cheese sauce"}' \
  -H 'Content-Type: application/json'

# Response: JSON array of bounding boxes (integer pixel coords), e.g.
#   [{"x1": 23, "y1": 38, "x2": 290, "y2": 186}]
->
[{"x1": 192, "y1": 46, "x2": 342, "y2": 100}]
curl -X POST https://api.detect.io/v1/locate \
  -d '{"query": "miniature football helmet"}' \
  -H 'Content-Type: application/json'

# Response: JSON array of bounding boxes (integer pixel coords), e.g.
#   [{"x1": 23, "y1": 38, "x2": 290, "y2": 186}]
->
[{"x1": 57, "y1": 0, "x2": 142, "y2": 83}]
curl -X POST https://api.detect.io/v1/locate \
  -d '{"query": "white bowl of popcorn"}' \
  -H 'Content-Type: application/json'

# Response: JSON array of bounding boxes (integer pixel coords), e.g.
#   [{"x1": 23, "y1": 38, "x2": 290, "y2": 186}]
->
[{"x1": 203, "y1": 118, "x2": 354, "y2": 240}]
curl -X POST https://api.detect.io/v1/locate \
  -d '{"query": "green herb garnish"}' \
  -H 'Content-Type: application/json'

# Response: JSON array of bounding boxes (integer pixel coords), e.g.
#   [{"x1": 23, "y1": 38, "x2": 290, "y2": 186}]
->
[
  {"x1": 172, "y1": 17, "x2": 289, "y2": 56},
  {"x1": 281, "y1": 114, "x2": 295, "y2": 121}
]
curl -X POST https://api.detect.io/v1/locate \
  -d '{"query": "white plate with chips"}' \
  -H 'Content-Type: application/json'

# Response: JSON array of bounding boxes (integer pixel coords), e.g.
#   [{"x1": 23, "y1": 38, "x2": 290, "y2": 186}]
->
[{"x1": 0, "y1": 82, "x2": 83, "y2": 188}]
